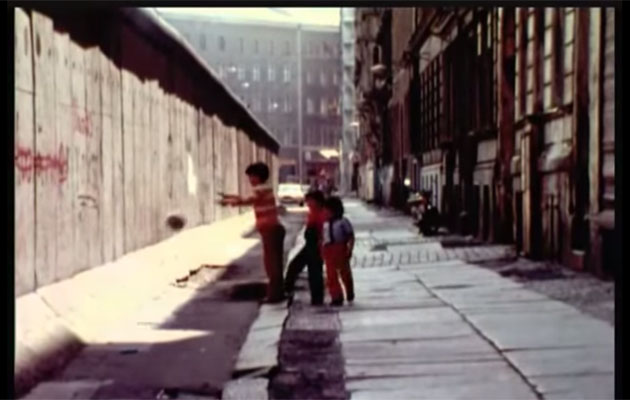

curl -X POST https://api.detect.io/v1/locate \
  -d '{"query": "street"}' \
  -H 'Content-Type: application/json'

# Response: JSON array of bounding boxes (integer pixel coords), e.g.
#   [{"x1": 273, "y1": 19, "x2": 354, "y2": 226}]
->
[
  {"x1": 235, "y1": 199, "x2": 614, "y2": 400},
  {"x1": 19, "y1": 199, "x2": 614, "y2": 400},
  {"x1": 13, "y1": 6, "x2": 617, "y2": 400}
]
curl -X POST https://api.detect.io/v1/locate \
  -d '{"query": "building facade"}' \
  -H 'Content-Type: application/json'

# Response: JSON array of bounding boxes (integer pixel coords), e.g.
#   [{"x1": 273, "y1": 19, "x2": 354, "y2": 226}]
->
[
  {"x1": 340, "y1": 8, "x2": 359, "y2": 195},
  {"x1": 162, "y1": 11, "x2": 342, "y2": 184},
  {"x1": 300, "y1": 26, "x2": 343, "y2": 184},
  {"x1": 354, "y1": 8, "x2": 393, "y2": 203},
  {"x1": 354, "y1": 7, "x2": 616, "y2": 277}
]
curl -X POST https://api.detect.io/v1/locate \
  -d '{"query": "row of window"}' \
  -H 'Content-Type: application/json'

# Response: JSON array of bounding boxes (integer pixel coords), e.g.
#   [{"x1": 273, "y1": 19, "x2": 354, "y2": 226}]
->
[
  {"x1": 306, "y1": 98, "x2": 341, "y2": 117},
  {"x1": 306, "y1": 70, "x2": 339, "y2": 87},
  {"x1": 304, "y1": 125, "x2": 339, "y2": 147},
  {"x1": 264, "y1": 126, "x2": 339, "y2": 147},
  {"x1": 242, "y1": 96, "x2": 341, "y2": 116},
  {"x1": 416, "y1": 8, "x2": 499, "y2": 153},
  {"x1": 217, "y1": 65, "x2": 293, "y2": 83},
  {"x1": 306, "y1": 40, "x2": 340, "y2": 58},
  {"x1": 216, "y1": 64, "x2": 340, "y2": 87},
  {"x1": 188, "y1": 32, "x2": 338, "y2": 58},
  {"x1": 194, "y1": 34, "x2": 293, "y2": 56},
  {"x1": 244, "y1": 97, "x2": 294, "y2": 113},
  {"x1": 414, "y1": 7, "x2": 577, "y2": 154},
  {"x1": 514, "y1": 7, "x2": 575, "y2": 117}
]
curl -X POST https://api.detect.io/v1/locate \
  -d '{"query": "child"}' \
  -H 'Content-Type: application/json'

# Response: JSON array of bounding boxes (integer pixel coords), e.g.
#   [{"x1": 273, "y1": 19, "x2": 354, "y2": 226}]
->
[
  {"x1": 321, "y1": 196, "x2": 355, "y2": 306},
  {"x1": 284, "y1": 190, "x2": 326, "y2": 306},
  {"x1": 219, "y1": 162, "x2": 286, "y2": 303}
]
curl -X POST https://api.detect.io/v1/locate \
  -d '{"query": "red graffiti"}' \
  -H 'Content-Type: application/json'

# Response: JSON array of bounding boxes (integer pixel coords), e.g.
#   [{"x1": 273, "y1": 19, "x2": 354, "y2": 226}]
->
[
  {"x1": 71, "y1": 99, "x2": 92, "y2": 136},
  {"x1": 15, "y1": 144, "x2": 69, "y2": 184}
]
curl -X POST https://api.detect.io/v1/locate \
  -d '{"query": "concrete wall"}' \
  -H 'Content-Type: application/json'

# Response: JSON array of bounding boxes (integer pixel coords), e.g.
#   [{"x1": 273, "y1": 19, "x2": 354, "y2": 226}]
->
[{"x1": 14, "y1": 7, "x2": 279, "y2": 297}]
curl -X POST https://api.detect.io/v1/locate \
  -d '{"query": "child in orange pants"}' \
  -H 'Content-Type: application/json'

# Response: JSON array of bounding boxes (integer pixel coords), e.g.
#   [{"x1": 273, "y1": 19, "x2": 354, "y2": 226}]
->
[{"x1": 321, "y1": 196, "x2": 355, "y2": 306}]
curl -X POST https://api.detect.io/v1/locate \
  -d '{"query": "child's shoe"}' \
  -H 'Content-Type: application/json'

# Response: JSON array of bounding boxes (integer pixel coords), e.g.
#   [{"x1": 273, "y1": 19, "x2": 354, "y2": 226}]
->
[{"x1": 330, "y1": 298, "x2": 344, "y2": 307}]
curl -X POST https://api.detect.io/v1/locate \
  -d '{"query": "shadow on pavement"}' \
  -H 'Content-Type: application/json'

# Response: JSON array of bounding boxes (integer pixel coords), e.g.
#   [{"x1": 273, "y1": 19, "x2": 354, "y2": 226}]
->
[{"x1": 39, "y1": 211, "x2": 306, "y2": 400}]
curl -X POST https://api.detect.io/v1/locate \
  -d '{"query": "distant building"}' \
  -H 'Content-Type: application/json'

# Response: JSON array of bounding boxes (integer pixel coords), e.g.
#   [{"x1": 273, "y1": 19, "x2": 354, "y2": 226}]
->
[
  {"x1": 339, "y1": 8, "x2": 359, "y2": 194},
  {"x1": 161, "y1": 11, "x2": 341, "y2": 184}
]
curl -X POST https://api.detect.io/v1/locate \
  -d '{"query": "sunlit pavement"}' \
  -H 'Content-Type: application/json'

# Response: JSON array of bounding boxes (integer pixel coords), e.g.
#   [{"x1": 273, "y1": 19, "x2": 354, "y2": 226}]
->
[{"x1": 20, "y1": 209, "x2": 306, "y2": 400}]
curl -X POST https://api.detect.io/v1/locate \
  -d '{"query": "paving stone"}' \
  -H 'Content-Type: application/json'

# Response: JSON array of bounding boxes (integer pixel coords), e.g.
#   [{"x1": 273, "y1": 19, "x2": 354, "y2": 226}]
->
[
  {"x1": 340, "y1": 320, "x2": 475, "y2": 343},
  {"x1": 504, "y1": 345, "x2": 615, "y2": 377},
  {"x1": 22, "y1": 380, "x2": 107, "y2": 399},
  {"x1": 222, "y1": 378, "x2": 268, "y2": 400},
  {"x1": 286, "y1": 310, "x2": 341, "y2": 331},
  {"x1": 339, "y1": 307, "x2": 461, "y2": 329},
  {"x1": 456, "y1": 299, "x2": 580, "y2": 315},
  {"x1": 432, "y1": 286, "x2": 552, "y2": 306},
  {"x1": 465, "y1": 312, "x2": 613, "y2": 350},
  {"x1": 343, "y1": 335, "x2": 500, "y2": 367},
  {"x1": 531, "y1": 373, "x2": 614, "y2": 400},
  {"x1": 346, "y1": 371, "x2": 536, "y2": 400}
]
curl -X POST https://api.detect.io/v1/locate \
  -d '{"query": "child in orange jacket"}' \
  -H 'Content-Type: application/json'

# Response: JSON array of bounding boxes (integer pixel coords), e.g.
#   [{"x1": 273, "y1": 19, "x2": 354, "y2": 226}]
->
[{"x1": 219, "y1": 162, "x2": 285, "y2": 303}]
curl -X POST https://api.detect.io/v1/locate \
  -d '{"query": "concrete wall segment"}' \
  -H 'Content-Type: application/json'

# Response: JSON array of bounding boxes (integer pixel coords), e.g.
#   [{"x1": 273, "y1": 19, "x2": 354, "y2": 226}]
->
[{"x1": 15, "y1": 6, "x2": 282, "y2": 392}]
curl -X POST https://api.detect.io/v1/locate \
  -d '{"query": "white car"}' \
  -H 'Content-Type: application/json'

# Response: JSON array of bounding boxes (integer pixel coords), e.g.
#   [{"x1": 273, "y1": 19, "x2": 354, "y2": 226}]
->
[{"x1": 278, "y1": 183, "x2": 305, "y2": 206}]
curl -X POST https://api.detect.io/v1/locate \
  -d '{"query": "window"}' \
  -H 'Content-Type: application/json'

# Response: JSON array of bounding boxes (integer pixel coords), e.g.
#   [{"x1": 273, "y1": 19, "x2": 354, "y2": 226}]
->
[
  {"x1": 320, "y1": 71, "x2": 327, "y2": 86},
  {"x1": 525, "y1": 8, "x2": 536, "y2": 115},
  {"x1": 252, "y1": 98, "x2": 262, "y2": 112},
  {"x1": 240, "y1": 37, "x2": 244, "y2": 53},
  {"x1": 283, "y1": 96, "x2": 292, "y2": 113},
  {"x1": 285, "y1": 41, "x2": 291, "y2": 55},
  {"x1": 284, "y1": 131, "x2": 291, "y2": 146},
  {"x1": 306, "y1": 98, "x2": 314, "y2": 115},
  {"x1": 218, "y1": 64, "x2": 225, "y2": 79},
  {"x1": 200, "y1": 34, "x2": 206, "y2": 50},
  {"x1": 253, "y1": 66, "x2": 260, "y2": 82},
  {"x1": 323, "y1": 41, "x2": 330, "y2": 57},
  {"x1": 237, "y1": 66, "x2": 245, "y2": 81},
  {"x1": 283, "y1": 67, "x2": 291, "y2": 83},
  {"x1": 268, "y1": 66, "x2": 276, "y2": 82},
  {"x1": 320, "y1": 98, "x2": 327, "y2": 116},
  {"x1": 270, "y1": 40, "x2": 274, "y2": 55},
  {"x1": 306, "y1": 70, "x2": 313, "y2": 85},
  {"x1": 419, "y1": 55, "x2": 444, "y2": 152},
  {"x1": 543, "y1": 8, "x2": 554, "y2": 109},
  {"x1": 218, "y1": 36, "x2": 226, "y2": 51},
  {"x1": 268, "y1": 98, "x2": 277, "y2": 112},
  {"x1": 254, "y1": 40, "x2": 259, "y2": 53},
  {"x1": 562, "y1": 8, "x2": 575, "y2": 105},
  {"x1": 332, "y1": 72, "x2": 339, "y2": 86}
]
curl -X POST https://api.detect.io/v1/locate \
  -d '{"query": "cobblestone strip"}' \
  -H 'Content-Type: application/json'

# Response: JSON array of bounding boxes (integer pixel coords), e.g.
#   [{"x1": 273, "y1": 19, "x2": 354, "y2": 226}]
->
[{"x1": 268, "y1": 287, "x2": 348, "y2": 400}]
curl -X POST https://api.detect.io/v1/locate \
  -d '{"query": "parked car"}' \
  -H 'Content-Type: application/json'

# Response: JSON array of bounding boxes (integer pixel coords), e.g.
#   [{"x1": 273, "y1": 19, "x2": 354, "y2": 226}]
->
[{"x1": 278, "y1": 183, "x2": 305, "y2": 206}]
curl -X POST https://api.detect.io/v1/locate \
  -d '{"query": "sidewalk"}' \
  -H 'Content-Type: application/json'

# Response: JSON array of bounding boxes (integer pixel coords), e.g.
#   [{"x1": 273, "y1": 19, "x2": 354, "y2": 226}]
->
[
  {"x1": 265, "y1": 199, "x2": 614, "y2": 400},
  {"x1": 20, "y1": 209, "x2": 306, "y2": 399}
]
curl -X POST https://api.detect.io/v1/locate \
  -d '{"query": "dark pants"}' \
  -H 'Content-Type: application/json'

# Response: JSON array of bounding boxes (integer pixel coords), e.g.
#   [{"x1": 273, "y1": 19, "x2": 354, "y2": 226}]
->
[
  {"x1": 284, "y1": 241, "x2": 324, "y2": 305},
  {"x1": 260, "y1": 224, "x2": 286, "y2": 300}
]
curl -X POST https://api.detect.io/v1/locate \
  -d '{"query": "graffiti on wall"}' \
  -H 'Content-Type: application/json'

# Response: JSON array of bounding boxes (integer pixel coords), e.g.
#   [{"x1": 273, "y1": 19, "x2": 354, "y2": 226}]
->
[
  {"x1": 15, "y1": 143, "x2": 69, "y2": 184},
  {"x1": 72, "y1": 99, "x2": 92, "y2": 136}
]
